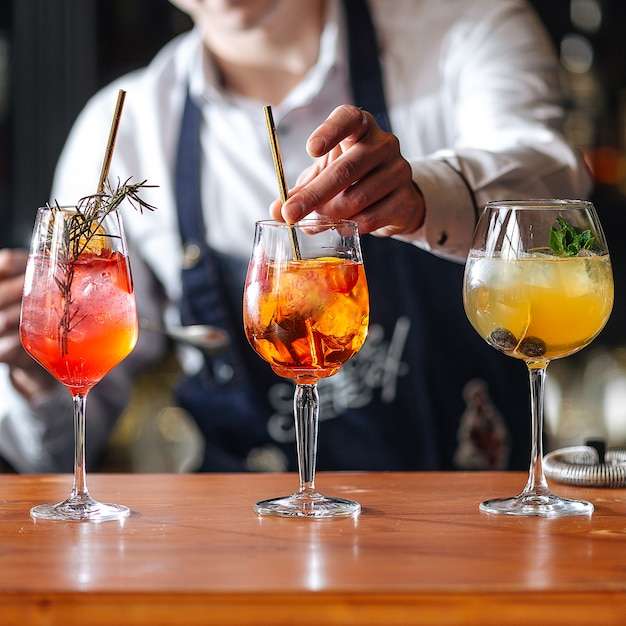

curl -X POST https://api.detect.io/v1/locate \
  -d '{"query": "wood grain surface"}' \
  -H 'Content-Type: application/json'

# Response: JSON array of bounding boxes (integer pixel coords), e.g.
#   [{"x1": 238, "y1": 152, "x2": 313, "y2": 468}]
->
[{"x1": 0, "y1": 471, "x2": 624, "y2": 625}]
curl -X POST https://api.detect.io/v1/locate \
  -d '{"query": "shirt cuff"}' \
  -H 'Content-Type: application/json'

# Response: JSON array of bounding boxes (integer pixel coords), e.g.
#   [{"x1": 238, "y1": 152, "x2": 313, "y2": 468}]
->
[{"x1": 395, "y1": 157, "x2": 479, "y2": 263}]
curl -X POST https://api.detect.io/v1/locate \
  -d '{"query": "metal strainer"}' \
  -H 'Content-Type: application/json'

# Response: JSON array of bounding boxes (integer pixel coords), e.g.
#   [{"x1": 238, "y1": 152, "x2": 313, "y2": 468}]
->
[{"x1": 544, "y1": 441, "x2": 626, "y2": 488}]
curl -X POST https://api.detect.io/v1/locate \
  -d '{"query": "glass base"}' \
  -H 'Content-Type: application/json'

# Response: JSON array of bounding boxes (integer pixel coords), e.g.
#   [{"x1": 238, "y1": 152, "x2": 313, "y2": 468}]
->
[
  {"x1": 479, "y1": 492, "x2": 593, "y2": 518},
  {"x1": 254, "y1": 491, "x2": 361, "y2": 519},
  {"x1": 31, "y1": 497, "x2": 130, "y2": 522}
]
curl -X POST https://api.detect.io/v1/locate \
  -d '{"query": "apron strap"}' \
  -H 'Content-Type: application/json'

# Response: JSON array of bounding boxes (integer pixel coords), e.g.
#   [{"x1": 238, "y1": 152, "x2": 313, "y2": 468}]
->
[
  {"x1": 343, "y1": 0, "x2": 392, "y2": 132},
  {"x1": 175, "y1": 91, "x2": 248, "y2": 386},
  {"x1": 174, "y1": 0, "x2": 390, "y2": 386}
]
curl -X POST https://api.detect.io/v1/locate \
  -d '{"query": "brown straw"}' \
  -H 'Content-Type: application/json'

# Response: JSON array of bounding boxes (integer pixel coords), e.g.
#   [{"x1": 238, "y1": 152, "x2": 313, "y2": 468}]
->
[
  {"x1": 263, "y1": 105, "x2": 301, "y2": 259},
  {"x1": 97, "y1": 89, "x2": 127, "y2": 195}
]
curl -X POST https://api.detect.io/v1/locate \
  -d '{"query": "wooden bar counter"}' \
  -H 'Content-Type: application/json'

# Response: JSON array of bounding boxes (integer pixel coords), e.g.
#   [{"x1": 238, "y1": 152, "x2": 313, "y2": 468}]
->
[{"x1": 0, "y1": 471, "x2": 624, "y2": 625}]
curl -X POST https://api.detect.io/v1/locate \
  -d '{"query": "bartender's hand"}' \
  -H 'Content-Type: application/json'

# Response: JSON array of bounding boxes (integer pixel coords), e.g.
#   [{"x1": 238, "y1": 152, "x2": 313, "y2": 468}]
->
[
  {"x1": 270, "y1": 104, "x2": 425, "y2": 236},
  {"x1": 0, "y1": 249, "x2": 57, "y2": 399}
]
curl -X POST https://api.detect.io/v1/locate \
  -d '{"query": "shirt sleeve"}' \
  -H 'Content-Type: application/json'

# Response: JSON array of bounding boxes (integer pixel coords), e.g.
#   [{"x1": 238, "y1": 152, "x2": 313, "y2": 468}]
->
[{"x1": 393, "y1": 0, "x2": 592, "y2": 262}]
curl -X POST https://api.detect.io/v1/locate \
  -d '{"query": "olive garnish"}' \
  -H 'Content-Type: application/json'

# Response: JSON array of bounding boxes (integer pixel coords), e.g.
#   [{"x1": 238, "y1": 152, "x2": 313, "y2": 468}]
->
[
  {"x1": 519, "y1": 336, "x2": 547, "y2": 358},
  {"x1": 489, "y1": 328, "x2": 517, "y2": 352}
]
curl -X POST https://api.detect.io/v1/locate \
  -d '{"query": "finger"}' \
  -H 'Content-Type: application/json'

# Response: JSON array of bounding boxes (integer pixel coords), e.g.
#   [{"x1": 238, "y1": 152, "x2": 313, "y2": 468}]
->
[
  {"x1": 282, "y1": 133, "x2": 400, "y2": 223},
  {"x1": 269, "y1": 154, "x2": 332, "y2": 222},
  {"x1": 0, "y1": 334, "x2": 32, "y2": 369},
  {"x1": 0, "y1": 301, "x2": 22, "y2": 332},
  {"x1": 340, "y1": 152, "x2": 416, "y2": 215},
  {"x1": 0, "y1": 249, "x2": 28, "y2": 279},
  {"x1": 281, "y1": 144, "x2": 378, "y2": 222},
  {"x1": 269, "y1": 198, "x2": 284, "y2": 221},
  {"x1": 0, "y1": 273, "x2": 26, "y2": 309},
  {"x1": 340, "y1": 182, "x2": 424, "y2": 237},
  {"x1": 275, "y1": 146, "x2": 339, "y2": 223},
  {"x1": 311, "y1": 153, "x2": 423, "y2": 235},
  {"x1": 310, "y1": 162, "x2": 397, "y2": 222},
  {"x1": 306, "y1": 105, "x2": 370, "y2": 157}
]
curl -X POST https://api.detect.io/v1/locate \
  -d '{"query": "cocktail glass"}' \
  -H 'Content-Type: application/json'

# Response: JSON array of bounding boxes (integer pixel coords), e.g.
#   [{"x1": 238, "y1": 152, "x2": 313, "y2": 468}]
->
[
  {"x1": 243, "y1": 219, "x2": 369, "y2": 518},
  {"x1": 20, "y1": 205, "x2": 138, "y2": 521},
  {"x1": 463, "y1": 199, "x2": 614, "y2": 516}
]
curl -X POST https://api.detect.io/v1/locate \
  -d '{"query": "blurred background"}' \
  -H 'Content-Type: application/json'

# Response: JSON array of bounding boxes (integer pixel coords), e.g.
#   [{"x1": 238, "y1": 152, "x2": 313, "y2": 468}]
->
[{"x1": 0, "y1": 0, "x2": 625, "y2": 465}]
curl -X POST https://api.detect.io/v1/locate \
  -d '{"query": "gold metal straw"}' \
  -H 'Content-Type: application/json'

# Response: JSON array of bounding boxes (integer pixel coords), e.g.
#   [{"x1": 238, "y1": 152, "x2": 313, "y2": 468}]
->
[
  {"x1": 97, "y1": 89, "x2": 127, "y2": 195},
  {"x1": 263, "y1": 105, "x2": 301, "y2": 260}
]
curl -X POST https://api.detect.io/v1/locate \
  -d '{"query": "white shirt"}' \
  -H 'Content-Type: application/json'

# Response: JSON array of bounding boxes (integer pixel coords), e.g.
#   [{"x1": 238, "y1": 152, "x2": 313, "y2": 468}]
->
[{"x1": 0, "y1": 0, "x2": 590, "y2": 472}]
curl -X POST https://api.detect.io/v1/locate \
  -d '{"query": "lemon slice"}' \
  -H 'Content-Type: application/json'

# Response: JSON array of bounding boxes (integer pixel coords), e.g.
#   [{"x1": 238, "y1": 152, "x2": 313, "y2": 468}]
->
[{"x1": 77, "y1": 220, "x2": 111, "y2": 255}]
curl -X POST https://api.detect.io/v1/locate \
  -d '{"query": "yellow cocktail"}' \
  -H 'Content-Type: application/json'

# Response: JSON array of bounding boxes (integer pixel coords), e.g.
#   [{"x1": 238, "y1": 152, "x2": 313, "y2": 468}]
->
[
  {"x1": 464, "y1": 253, "x2": 613, "y2": 362},
  {"x1": 462, "y1": 199, "x2": 614, "y2": 517}
]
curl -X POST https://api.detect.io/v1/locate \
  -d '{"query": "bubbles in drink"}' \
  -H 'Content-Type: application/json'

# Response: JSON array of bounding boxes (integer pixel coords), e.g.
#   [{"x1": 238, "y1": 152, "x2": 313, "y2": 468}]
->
[{"x1": 20, "y1": 251, "x2": 138, "y2": 389}]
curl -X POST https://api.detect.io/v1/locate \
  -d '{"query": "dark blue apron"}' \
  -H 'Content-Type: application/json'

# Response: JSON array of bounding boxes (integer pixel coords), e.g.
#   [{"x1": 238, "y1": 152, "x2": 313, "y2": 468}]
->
[{"x1": 174, "y1": 0, "x2": 531, "y2": 472}]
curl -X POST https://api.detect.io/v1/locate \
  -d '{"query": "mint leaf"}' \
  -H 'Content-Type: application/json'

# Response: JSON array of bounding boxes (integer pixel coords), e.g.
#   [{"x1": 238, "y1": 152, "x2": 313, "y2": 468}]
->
[{"x1": 549, "y1": 217, "x2": 594, "y2": 257}]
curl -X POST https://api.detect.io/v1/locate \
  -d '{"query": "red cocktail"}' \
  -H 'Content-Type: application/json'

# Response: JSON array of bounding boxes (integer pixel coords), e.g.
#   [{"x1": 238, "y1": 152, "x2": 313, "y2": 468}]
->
[{"x1": 20, "y1": 204, "x2": 138, "y2": 521}]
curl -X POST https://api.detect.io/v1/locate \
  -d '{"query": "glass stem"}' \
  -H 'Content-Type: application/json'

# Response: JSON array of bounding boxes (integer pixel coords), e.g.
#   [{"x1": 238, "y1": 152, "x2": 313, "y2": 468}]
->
[
  {"x1": 524, "y1": 364, "x2": 550, "y2": 497},
  {"x1": 70, "y1": 391, "x2": 91, "y2": 503},
  {"x1": 294, "y1": 383, "x2": 319, "y2": 496}
]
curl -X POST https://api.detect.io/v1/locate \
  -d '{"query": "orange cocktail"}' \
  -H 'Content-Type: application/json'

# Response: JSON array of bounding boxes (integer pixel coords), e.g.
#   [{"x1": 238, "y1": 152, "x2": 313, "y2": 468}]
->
[
  {"x1": 243, "y1": 219, "x2": 368, "y2": 518},
  {"x1": 244, "y1": 256, "x2": 369, "y2": 382}
]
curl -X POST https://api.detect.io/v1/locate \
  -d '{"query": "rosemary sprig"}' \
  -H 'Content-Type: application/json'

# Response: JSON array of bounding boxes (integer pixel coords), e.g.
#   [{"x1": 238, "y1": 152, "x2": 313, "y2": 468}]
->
[{"x1": 47, "y1": 178, "x2": 157, "y2": 357}]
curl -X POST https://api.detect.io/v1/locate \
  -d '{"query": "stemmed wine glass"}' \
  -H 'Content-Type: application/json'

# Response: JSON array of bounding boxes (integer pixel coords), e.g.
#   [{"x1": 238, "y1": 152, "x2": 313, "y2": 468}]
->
[
  {"x1": 243, "y1": 219, "x2": 369, "y2": 518},
  {"x1": 20, "y1": 204, "x2": 138, "y2": 522},
  {"x1": 463, "y1": 199, "x2": 614, "y2": 517}
]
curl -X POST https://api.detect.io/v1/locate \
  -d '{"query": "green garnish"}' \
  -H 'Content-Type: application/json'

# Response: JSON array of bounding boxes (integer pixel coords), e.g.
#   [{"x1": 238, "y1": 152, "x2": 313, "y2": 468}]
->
[
  {"x1": 48, "y1": 178, "x2": 157, "y2": 357},
  {"x1": 549, "y1": 217, "x2": 594, "y2": 257}
]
